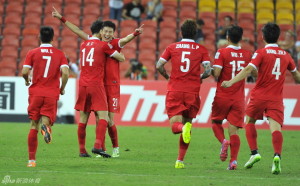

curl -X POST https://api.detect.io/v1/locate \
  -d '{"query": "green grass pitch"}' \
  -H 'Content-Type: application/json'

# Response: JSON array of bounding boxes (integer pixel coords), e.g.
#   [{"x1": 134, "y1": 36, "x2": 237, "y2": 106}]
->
[{"x1": 0, "y1": 122, "x2": 300, "y2": 185}]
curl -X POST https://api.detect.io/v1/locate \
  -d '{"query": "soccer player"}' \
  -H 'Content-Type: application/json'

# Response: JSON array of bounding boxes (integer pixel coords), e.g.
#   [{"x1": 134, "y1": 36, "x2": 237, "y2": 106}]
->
[
  {"x1": 74, "y1": 20, "x2": 125, "y2": 158},
  {"x1": 222, "y1": 23, "x2": 300, "y2": 174},
  {"x1": 156, "y1": 19, "x2": 211, "y2": 169},
  {"x1": 52, "y1": 7, "x2": 143, "y2": 157},
  {"x1": 211, "y1": 26, "x2": 254, "y2": 170},
  {"x1": 22, "y1": 26, "x2": 69, "y2": 167}
]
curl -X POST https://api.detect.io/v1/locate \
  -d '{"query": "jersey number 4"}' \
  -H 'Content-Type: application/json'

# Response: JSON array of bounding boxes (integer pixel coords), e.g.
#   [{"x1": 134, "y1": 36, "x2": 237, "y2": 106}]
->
[
  {"x1": 180, "y1": 51, "x2": 191, "y2": 72},
  {"x1": 272, "y1": 58, "x2": 281, "y2": 80},
  {"x1": 81, "y1": 48, "x2": 95, "y2": 66}
]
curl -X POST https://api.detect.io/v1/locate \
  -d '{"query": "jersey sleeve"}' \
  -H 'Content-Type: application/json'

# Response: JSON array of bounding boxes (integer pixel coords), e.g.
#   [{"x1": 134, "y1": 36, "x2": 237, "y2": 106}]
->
[
  {"x1": 60, "y1": 53, "x2": 69, "y2": 69},
  {"x1": 287, "y1": 55, "x2": 297, "y2": 72},
  {"x1": 159, "y1": 46, "x2": 171, "y2": 62},
  {"x1": 249, "y1": 50, "x2": 263, "y2": 70},
  {"x1": 103, "y1": 43, "x2": 117, "y2": 57},
  {"x1": 200, "y1": 47, "x2": 211, "y2": 64},
  {"x1": 213, "y1": 50, "x2": 223, "y2": 69},
  {"x1": 23, "y1": 50, "x2": 34, "y2": 68}
]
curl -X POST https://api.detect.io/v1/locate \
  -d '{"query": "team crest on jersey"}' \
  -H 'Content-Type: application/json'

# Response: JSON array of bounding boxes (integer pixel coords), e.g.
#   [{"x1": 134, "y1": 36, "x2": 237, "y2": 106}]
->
[{"x1": 252, "y1": 53, "x2": 258, "y2": 59}]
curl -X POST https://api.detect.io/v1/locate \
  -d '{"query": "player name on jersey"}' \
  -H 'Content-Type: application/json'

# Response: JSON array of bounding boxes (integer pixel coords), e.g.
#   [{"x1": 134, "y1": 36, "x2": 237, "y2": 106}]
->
[
  {"x1": 231, "y1": 52, "x2": 243, "y2": 58},
  {"x1": 266, "y1": 49, "x2": 286, "y2": 55},
  {"x1": 40, "y1": 49, "x2": 53, "y2": 53},
  {"x1": 175, "y1": 44, "x2": 199, "y2": 49}
]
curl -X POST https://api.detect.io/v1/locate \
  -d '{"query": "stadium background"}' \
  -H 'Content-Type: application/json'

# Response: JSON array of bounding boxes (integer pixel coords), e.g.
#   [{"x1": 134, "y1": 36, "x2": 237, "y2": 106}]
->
[{"x1": 0, "y1": 0, "x2": 300, "y2": 129}]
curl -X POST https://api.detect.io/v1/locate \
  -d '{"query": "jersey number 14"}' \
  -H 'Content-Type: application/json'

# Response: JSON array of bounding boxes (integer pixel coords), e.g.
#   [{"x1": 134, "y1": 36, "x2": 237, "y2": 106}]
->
[{"x1": 81, "y1": 48, "x2": 95, "y2": 66}]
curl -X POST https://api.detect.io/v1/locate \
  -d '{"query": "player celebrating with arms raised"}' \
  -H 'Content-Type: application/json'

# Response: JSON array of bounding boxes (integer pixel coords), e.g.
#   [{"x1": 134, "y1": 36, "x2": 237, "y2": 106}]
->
[
  {"x1": 211, "y1": 26, "x2": 255, "y2": 170},
  {"x1": 156, "y1": 19, "x2": 211, "y2": 169},
  {"x1": 222, "y1": 23, "x2": 300, "y2": 174},
  {"x1": 22, "y1": 26, "x2": 69, "y2": 167}
]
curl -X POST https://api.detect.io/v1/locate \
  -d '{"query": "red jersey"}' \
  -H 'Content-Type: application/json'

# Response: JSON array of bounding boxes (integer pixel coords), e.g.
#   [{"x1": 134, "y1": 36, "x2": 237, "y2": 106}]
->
[
  {"x1": 23, "y1": 44, "x2": 69, "y2": 99},
  {"x1": 249, "y1": 44, "x2": 297, "y2": 101},
  {"x1": 160, "y1": 39, "x2": 210, "y2": 93},
  {"x1": 213, "y1": 45, "x2": 252, "y2": 98},
  {"x1": 79, "y1": 37, "x2": 117, "y2": 86},
  {"x1": 105, "y1": 38, "x2": 123, "y2": 85}
]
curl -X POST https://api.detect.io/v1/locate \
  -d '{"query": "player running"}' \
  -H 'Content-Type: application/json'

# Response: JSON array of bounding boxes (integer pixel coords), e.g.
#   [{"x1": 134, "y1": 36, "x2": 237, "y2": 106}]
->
[
  {"x1": 211, "y1": 26, "x2": 255, "y2": 170},
  {"x1": 22, "y1": 26, "x2": 69, "y2": 167},
  {"x1": 222, "y1": 23, "x2": 300, "y2": 174},
  {"x1": 156, "y1": 19, "x2": 211, "y2": 169}
]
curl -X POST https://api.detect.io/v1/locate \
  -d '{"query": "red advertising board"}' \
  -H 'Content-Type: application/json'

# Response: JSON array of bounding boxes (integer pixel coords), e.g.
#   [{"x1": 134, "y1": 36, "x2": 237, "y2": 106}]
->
[{"x1": 75, "y1": 80, "x2": 300, "y2": 130}]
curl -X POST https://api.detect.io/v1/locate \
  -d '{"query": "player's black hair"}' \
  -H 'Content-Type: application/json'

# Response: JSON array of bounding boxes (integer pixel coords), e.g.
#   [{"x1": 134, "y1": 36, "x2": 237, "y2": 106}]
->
[
  {"x1": 196, "y1": 19, "x2": 205, "y2": 26},
  {"x1": 224, "y1": 15, "x2": 233, "y2": 21},
  {"x1": 102, "y1": 20, "x2": 116, "y2": 31},
  {"x1": 90, "y1": 20, "x2": 103, "y2": 34},
  {"x1": 40, "y1": 26, "x2": 54, "y2": 43},
  {"x1": 181, "y1": 19, "x2": 197, "y2": 40},
  {"x1": 262, "y1": 23, "x2": 280, "y2": 43},
  {"x1": 227, "y1": 25, "x2": 243, "y2": 44}
]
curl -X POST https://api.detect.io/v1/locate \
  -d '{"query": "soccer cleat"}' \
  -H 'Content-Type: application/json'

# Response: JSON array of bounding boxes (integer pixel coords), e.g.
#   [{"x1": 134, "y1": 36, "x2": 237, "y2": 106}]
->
[
  {"x1": 112, "y1": 147, "x2": 120, "y2": 158},
  {"x1": 220, "y1": 139, "x2": 230, "y2": 161},
  {"x1": 175, "y1": 161, "x2": 184, "y2": 169},
  {"x1": 27, "y1": 161, "x2": 36, "y2": 167},
  {"x1": 227, "y1": 160, "x2": 237, "y2": 170},
  {"x1": 182, "y1": 122, "x2": 192, "y2": 143},
  {"x1": 41, "y1": 124, "x2": 52, "y2": 144},
  {"x1": 272, "y1": 155, "x2": 281, "y2": 175},
  {"x1": 91, "y1": 148, "x2": 111, "y2": 158},
  {"x1": 79, "y1": 153, "x2": 92, "y2": 157},
  {"x1": 244, "y1": 154, "x2": 261, "y2": 169}
]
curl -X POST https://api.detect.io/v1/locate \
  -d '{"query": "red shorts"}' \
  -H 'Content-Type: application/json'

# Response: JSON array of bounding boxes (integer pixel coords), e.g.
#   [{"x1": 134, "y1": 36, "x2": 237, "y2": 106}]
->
[
  {"x1": 211, "y1": 96, "x2": 245, "y2": 128},
  {"x1": 246, "y1": 98, "x2": 284, "y2": 126},
  {"x1": 28, "y1": 96, "x2": 58, "y2": 125},
  {"x1": 75, "y1": 86, "x2": 107, "y2": 113},
  {"x1": 166, "y1": 91, "x2": 200, "y2": 119},
  {"x1": 105, "y1": 85, "x2": 120, "y2": 113}
]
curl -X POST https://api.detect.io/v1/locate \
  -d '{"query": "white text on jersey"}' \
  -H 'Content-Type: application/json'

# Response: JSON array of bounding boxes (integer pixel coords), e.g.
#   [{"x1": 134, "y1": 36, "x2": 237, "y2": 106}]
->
[
  {"x1": 40, "y1": 49, "x2": 53, "y2": 53},
  {"x1": 176, "y1": 44, "x2": 199, "y2": 49},
  {"x1": 266, "y1": 49, "x2": 286, "y2": 55},
  {"x1": 231, "y1": 52, "x2": 243, "y2": 58}
]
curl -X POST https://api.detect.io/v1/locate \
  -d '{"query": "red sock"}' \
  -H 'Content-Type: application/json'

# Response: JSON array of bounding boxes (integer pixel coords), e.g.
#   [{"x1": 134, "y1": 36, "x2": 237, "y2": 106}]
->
[
  {"x1": 212, "y1": 124, "x2": 225, "y2": 143},
  {"x1": 94, "y1": 119, "x2": 108, "y2": 149},
  {"x1": 108, "y1": 124, "x2": 119, "y2": 148},
  {"x1": 245, "y1": 123, "x2": 258, "y2": 151},
  {"x1": 177, "y1": 134, "x2": 190, "y2": 161},
  {"x1": 102, "y1": 134, "x2": 106, "y2": 151},
  {"x1": 172, "y1": 122, "x2": 183, "y2": 134},
  {"x1": 78, "y1": 123, "x2": 87, "y2": 154},
  {"x1": 229, "y1": 134, "x2": 240, "y2": 162},
  {"x1": 272, "y1": 131, "x2": 283, "y2": 155},
  {"x1": 28, "y1": 129, "x2": 38, "y2": 160}
]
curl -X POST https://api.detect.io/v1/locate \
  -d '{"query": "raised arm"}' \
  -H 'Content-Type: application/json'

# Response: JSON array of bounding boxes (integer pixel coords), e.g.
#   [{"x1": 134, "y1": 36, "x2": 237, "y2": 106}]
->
[
  {"x1": 119, "y1": 25, "x2": 144, "y2": 47},
  {"x1": 111, "y1": 52, "x2": 125, "y2": 62},
  {"x1": 156, "y1": 59, "x2": 169, "y2": 80},
  {"x1": 52, "y1": 6, "x2": 89, "y2": 40}
]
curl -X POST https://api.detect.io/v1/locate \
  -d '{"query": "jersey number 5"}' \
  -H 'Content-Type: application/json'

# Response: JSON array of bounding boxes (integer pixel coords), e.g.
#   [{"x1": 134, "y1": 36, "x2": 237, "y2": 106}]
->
[
  {"x1": 81, "y1": 48, "x2": 95, "y2": 66},
  {"x1": 180, "y1": 51, "x2": 191, "y2": 72}
]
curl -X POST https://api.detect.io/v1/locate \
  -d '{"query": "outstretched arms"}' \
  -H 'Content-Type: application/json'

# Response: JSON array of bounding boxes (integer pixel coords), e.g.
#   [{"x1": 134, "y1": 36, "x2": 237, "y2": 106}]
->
[
  {"x1": 119, "y1": 25, "x2": 144, "y2": 47},
  {"x1": 52, "y1": 6, "x2": 89, "y2": 40}
]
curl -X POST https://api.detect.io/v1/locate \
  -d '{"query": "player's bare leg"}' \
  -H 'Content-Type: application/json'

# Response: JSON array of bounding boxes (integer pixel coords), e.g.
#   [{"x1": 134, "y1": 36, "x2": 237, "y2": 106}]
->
[
  {"x1": 170, "y1": 115, "x2": 192, "y2": 169},
  {"x1": 78, "y1": 111, "x2": 91, "y2": 157},
  {"x1": 27, "y1": 119, "x2": 40, "y2": 167},
  {"x1": 268, "y1": 117, "x2": 282, "y2": 174},
  {"x1": 227, "y1": 123, "x2": 239, "y2": 170},
  {"x1": 244, "y1": 116, "x2": 261, "y2": 168},
  {"x1": 41, "y1": 116, "x2": 52, "y2": 144},
  {"x1": 212, "y1": 120, "x2": 229, "y2": 162},
  {"x1": 92, "y1": 111, "x2": 111, "y2": 158},
  {"x1": 107, "y1": 112, "x2": 119, "y2": 157}
]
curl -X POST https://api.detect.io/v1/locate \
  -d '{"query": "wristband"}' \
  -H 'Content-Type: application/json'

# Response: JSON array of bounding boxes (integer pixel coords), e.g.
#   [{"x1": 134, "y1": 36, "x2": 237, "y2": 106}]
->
[
  {"x1": 133, "y1": 31, "x2": 141, "y2": 36},
  {"x1": 60, "y1": 17, "x2": 67, "y2": 23}
]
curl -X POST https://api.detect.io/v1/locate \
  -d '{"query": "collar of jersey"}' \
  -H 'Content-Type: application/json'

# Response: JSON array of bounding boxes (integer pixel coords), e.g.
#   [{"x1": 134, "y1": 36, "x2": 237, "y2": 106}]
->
[
  {"x1": 40, "y1": 44, "x2": 52, "y2": 47},
  {"x1": 226, "y1": 45, "x2": 241, "y2": 50},
  {"x1": 181, "y1": 39, "x2": 195, "y2": 42},
  {"x1": 89, "y1": 36, "x2": 100, "y2": 40},
  {"x1": 265, "y1": 44, "x2": 278, "y2": 48}
]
